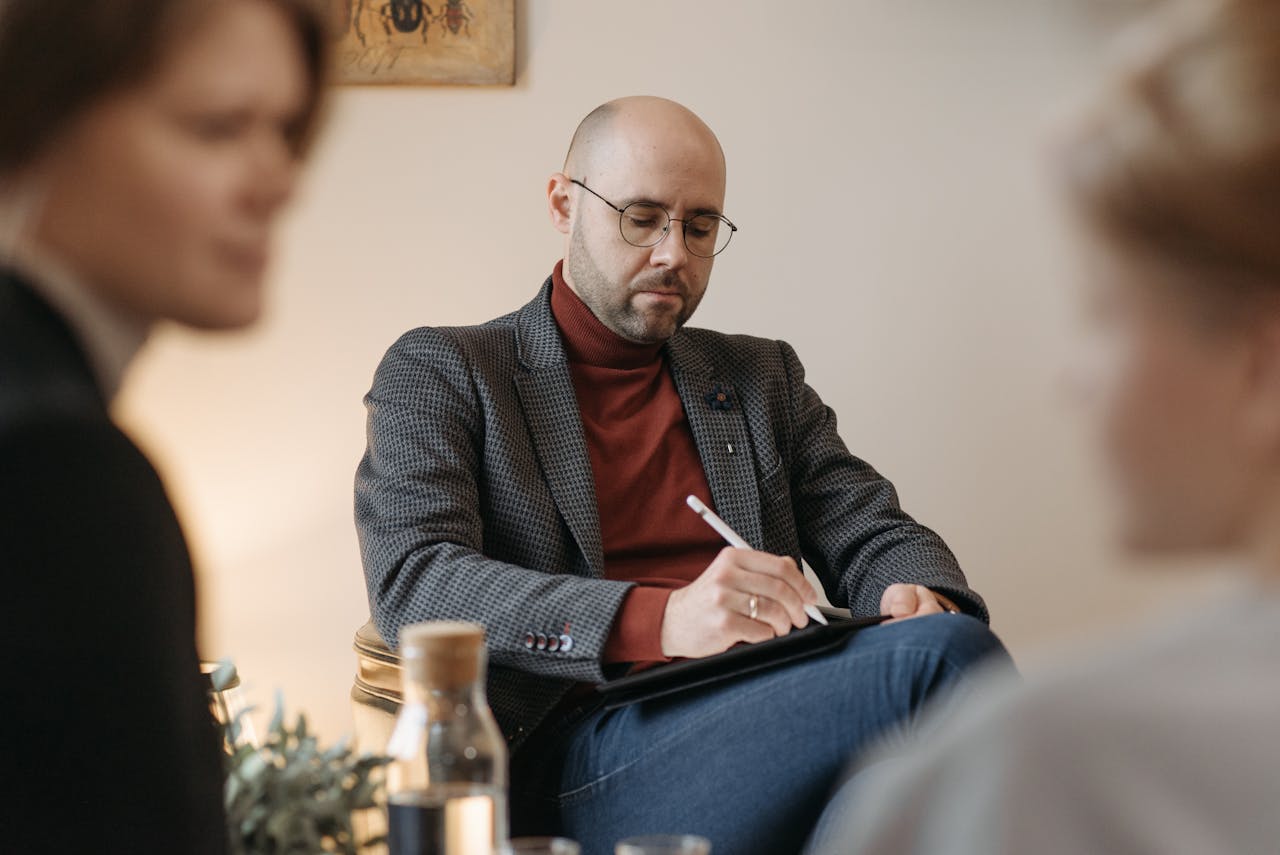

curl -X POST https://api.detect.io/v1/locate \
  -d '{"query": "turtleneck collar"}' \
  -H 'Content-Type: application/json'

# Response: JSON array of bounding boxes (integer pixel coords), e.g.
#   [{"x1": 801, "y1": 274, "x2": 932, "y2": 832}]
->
[{"x1": 551, "y1": 260, "x2": 665, "y2": 370}]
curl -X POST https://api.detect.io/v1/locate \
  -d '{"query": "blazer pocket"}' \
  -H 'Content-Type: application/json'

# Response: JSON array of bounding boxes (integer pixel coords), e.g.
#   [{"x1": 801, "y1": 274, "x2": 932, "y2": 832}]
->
[{"x1": 758, "y1": 457, "x2": 789, "y2": 507}]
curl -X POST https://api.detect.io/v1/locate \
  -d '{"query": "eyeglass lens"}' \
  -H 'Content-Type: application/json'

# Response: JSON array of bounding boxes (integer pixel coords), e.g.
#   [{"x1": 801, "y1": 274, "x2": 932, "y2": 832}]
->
[{"x1": 619, "y1": 203, "x2": 732, "y2": 257}]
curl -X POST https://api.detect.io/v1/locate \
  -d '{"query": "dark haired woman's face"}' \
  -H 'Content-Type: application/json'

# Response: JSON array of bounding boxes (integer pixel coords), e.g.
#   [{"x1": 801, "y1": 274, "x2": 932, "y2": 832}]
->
[{"x1": 30, "y1": 0, "x2": 310, "y2": 329}]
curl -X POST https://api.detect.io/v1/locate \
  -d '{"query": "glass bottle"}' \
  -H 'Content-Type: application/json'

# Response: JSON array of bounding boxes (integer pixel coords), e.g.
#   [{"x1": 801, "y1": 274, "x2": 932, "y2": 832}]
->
[{"x1": 386, "y1": 621, "x2": 508, "y2": 855}]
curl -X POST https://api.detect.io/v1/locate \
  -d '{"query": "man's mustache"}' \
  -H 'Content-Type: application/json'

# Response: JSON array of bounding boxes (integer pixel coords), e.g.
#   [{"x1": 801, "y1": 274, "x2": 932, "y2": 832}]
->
[{"x1": 629, "y1": 273, "x2": 689, "y2": 298}]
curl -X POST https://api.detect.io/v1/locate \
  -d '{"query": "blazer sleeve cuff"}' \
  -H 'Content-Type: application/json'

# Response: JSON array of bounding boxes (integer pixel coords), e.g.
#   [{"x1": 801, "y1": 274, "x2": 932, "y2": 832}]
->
[
  {"x1": 927, "y1": 585, "x2": 989, "y2": 624},
  {"x1": 602, "y1": 586, "x2": 673, "y2": 664}
]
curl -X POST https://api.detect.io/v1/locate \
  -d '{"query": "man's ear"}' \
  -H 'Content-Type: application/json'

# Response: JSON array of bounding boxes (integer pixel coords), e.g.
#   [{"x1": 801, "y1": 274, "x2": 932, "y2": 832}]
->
[{"x1": 547, "y1": 173, "x2": 573, "y2": 236}]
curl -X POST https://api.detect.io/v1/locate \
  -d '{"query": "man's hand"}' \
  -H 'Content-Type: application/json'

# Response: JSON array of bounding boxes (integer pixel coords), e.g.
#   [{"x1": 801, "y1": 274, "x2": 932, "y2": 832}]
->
[
  {"x1": 660, "y1": 547, "x2": 818, "y2": 659},
  {"x1": 880, "y1": 583, "x2": 960, "y2": 623}
]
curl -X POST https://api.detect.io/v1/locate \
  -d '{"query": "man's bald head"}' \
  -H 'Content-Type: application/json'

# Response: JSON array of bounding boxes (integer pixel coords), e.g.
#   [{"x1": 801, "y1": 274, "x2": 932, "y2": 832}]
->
[
  {"x1": 563, "y1": 95, "x2": 726, "y2": 187},
  {"x1": 549, "y1": 96, "x2": 729, "y2": 344}
]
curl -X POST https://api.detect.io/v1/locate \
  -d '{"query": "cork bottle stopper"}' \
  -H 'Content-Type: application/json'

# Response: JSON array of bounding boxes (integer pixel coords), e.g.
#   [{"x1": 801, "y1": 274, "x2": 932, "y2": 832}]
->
[{"x1": 399, "y1": 621, "x2": 486, "y2": 690}]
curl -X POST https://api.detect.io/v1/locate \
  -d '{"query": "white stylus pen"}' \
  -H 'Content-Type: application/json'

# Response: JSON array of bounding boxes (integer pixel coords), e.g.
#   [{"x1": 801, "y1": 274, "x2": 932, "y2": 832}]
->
[{"x1": 685, "y1": 494, "x2": 829, "y2": 626}]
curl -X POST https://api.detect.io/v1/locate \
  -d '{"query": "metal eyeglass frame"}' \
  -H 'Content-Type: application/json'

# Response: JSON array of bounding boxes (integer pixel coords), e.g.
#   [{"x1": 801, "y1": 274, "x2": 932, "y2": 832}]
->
[{"x1": 569, "y1": 178, "x2": 738, "y2": 258}]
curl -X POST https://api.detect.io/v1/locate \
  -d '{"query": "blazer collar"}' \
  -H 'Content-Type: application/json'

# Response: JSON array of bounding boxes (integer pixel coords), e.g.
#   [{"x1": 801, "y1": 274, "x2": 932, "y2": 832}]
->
[
  {"x1": 513, "y1": 277, "x2": 563, "y2": 371},
  {"x1": 512, "y1": 278, "x2": 605, "y2": 574},
  {"x1": 666, "y1": 330, "x2": 767, "y2": 550},
  {"x1": 0, "y1": 268, "x2": 109, "y2": 417},
  {"x1": 7, "y1": 249, "x2": 148, "y2": 403}
]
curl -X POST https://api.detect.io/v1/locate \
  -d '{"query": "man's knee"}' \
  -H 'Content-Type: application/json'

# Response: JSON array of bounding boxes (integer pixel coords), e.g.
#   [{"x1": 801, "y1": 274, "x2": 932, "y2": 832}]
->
[
  {"x1": 927, "y1": 613, "x2": 1009, "y2": 669},
  {"x1": 870, "y1": 613, "x2": 1011, "y2": 675}
]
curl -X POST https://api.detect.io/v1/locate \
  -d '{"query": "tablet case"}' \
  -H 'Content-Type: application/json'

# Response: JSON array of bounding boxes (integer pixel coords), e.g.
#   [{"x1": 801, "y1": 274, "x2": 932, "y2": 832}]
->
[{"x1": 596, "y1": 609, "x2": 890, "y2": 709}]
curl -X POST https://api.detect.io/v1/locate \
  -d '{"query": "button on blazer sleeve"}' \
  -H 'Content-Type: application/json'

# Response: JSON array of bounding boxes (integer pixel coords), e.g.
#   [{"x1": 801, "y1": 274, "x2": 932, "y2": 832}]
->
[
  {"x1": 778, "y1": 341, "x2": 988, "y2": 621},
  {"x1": 355, "y1": 326, "x2": 633, "y2": 683}
]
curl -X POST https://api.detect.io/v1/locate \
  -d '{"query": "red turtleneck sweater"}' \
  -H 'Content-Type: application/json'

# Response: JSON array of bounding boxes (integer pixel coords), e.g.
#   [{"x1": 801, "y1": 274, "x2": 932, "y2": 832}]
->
[{"x1": 550, "y1": 262, "x2": 724, "y2": 664}]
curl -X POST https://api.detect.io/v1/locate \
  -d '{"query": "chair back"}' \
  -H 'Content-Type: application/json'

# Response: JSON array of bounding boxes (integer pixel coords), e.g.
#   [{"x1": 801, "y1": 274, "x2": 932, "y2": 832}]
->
[{"x1": 351, "y1": 620, "x2": 402, "y2": 753}]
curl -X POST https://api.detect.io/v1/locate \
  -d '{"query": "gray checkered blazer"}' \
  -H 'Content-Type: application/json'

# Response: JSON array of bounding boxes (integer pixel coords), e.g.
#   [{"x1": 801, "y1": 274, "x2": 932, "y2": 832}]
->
[{"x1": 355, "y1": 277, "x2": 985, "y2": 752}]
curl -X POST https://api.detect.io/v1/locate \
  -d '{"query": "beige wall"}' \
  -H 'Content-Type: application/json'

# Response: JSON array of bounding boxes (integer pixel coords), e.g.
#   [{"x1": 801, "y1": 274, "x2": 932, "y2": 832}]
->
[{"x1": 117, "y1": 0, "x2": 1222, "y2": 742}]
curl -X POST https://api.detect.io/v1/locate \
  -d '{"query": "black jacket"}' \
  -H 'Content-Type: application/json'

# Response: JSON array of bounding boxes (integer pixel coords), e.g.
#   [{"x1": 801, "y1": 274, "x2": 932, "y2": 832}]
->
[{"x1": 0, "y1": 269, "x2": 227, "y2": 853}]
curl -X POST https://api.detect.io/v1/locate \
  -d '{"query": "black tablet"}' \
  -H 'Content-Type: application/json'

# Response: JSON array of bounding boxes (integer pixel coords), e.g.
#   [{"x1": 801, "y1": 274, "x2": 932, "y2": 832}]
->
[{"x1": 596, "y1": 610, "x2": 890, "y2": 709}]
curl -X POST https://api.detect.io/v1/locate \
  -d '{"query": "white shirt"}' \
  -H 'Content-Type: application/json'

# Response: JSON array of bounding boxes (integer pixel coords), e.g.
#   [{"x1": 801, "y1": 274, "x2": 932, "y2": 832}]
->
[{"x1": 817, "y1": 584, "x2": 1280, "y2": 855}]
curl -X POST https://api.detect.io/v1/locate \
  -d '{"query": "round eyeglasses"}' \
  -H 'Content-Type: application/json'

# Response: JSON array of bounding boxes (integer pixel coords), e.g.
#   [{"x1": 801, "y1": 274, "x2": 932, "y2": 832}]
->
[{"x1": 570, "y1": 179, "x2": 737, "y2": 258}]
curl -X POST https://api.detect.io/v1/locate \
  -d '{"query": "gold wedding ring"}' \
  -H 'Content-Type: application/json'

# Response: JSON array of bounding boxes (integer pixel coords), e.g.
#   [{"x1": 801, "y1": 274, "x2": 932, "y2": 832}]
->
[{"x1": 748, "y1": 594, "x2": 759, "y2": 620}]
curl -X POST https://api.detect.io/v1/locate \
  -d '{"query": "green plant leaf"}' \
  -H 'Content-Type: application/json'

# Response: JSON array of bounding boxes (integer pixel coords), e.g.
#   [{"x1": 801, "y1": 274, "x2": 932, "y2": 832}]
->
[
  {"x1": 268, "y1": 690, "x2": 285, "y2": 736},
  {"x1": 217, "y1": 680, "x2": 390, "y2": 854}
]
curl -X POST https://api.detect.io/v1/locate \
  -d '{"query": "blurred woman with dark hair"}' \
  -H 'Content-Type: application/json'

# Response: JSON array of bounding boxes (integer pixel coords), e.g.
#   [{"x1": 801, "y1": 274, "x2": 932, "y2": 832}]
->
[
  {"x1": 811, "y1": 1, "x2": 1280, "y2": 852},
  {"x1": 0, "y1": 1, "x2": 327, "y2": 850}
]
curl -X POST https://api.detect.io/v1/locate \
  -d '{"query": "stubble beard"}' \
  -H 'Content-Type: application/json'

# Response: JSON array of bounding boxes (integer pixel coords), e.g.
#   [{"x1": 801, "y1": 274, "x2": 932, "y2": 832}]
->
[{"x1": 566, "y1": 225, "x2": 702, "y2": 345}]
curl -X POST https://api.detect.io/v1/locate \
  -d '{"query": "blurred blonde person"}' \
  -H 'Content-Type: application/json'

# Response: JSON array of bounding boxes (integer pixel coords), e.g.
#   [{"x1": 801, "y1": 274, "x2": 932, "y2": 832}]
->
[
  {"x1": 810, "y1": 1, "x2": 1280, "y2": 852},
  {"x1": 0, "y1": 1, "x2": 327, "y2": 850}
]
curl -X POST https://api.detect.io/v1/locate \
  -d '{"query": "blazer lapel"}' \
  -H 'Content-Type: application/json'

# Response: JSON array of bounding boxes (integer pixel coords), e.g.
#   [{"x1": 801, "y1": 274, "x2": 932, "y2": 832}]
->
[
  {"x1": 667, "y1": 332, "x2": 766, "y2": 550},
  {"x1": 513, "y1": 281, "x2": 605, "y2": 576}
]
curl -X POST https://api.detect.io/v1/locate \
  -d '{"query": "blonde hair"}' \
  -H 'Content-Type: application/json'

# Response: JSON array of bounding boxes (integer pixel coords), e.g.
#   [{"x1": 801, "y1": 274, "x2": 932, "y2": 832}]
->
[{"x1": 1057, "y1": 0, "x2": 1280, "y2": 288}]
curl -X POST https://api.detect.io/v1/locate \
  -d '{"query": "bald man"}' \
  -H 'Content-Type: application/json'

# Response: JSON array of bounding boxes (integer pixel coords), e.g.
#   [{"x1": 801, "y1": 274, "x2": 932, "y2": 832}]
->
[{"x1": 355, "y1": 96, "x2": 1010, "y2": 854}]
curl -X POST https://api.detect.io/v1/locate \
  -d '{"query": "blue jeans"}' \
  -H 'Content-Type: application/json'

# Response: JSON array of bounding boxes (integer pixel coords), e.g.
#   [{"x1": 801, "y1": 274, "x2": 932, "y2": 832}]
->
[{"x1": 510, "y1": 613, "x2": 1011, "y2": 855}]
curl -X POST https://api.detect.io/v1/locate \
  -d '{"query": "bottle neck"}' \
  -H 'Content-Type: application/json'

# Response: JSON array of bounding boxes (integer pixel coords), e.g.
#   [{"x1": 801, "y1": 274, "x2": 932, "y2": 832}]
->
[{"x1": 402, "y1": 680, "x2": 486, "y2": 717}]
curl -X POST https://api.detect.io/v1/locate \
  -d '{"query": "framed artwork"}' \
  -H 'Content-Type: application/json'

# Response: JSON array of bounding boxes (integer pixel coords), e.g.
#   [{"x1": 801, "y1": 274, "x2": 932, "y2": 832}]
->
[{"x1": 332, "y1": 0, "x2": 515, "y2": 86}]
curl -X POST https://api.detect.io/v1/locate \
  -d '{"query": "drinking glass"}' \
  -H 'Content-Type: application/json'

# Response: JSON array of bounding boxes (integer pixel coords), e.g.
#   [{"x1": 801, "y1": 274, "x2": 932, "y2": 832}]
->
[
  {"x1": 503, "y1": 838, "x2": 581, "y2": 855},
  {"x1": 615, "y1": 835, "x2": 711, "y2": 855}
]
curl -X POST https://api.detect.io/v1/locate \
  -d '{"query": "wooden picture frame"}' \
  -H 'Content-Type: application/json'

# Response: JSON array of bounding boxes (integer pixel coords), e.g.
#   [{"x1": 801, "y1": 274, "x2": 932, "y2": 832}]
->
[{"x1": 332, "y1": 0, "x2": 515, "y2": 86}]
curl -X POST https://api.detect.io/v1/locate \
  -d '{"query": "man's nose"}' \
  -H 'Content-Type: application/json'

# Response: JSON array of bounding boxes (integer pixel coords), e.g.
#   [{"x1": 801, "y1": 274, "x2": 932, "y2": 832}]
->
[{"x1": 648, "y1": 221, "x2": 689, "y2": 269}]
